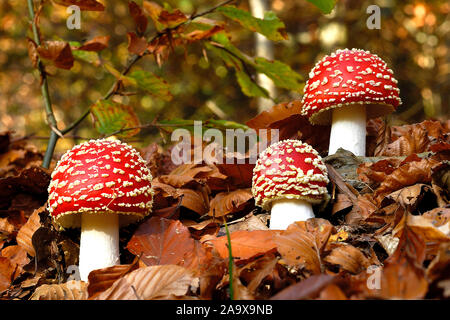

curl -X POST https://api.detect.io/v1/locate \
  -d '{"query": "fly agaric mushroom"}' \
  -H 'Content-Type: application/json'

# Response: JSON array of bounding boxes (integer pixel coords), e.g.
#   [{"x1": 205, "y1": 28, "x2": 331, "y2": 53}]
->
[
  {"x1": 47, "y1": 138, "x2": 153, "y2": 281},
  {"x1": 301, "y1": 48, "x2": 402, "y2": 156},
  {"x1": 252, "y1": 139, "x2": 329, "y2": 230}
]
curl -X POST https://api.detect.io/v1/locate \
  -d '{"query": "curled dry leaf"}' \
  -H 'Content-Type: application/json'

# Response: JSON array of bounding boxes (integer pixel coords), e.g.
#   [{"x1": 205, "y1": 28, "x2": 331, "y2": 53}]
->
[
  {"x1": 76, "y1": 36, "x2": 110, "y2": 52},
  {"x1": 92, "y1": 265, "x2": 198, "y2": 300},
  {"x1": 87, "y1": 261, "x2": 140, "y2": 298},
  {"x1": 373, "y1": 157, "x2": 440, "y2": 203},
  {"x1": 127, "y1": 32, "x2": 147, "y2": 56},
  {"x1": 16, "y1": 205, "x2": 44, "y2": 256},
  {"x1": 208, "y1": 230, "x2": 279, "y2": 261},
  {"x1": 324, "y1": 243, "x2": 371, "y2": 274},
  {"x1": 208, "y1": 189, "x2": 253, "y2": 217},
  {"x1": 37, "y1": 41, "x2": 74, "y2": 70},
  {"x1": 179, "y1": 188, "x2": 208, "y2": 215},
  {"x1": 51, "y1": 0, "x2": 105, "y2": 11},
  {"x1": 129, "y1": 1, "x2": 148, "y2": 35},
  {"x1": 30, "y1": 280, "x2": 88, "y2": 300},
  {"x1": 270, "y1": 274, "x2": 335, "y2": 300},
  {"x1": 238, "y1": 253, "x2": 278, "y2": 296},
  {"x1": 274, "y1": 219, "x2": 334, "y2": 274}
]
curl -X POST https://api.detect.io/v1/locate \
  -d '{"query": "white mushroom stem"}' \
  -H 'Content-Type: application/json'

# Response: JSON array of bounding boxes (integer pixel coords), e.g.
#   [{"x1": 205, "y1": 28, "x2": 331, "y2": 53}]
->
[
  {"x1": 328, "y1": 104, "x2": 366, "y2": 156},
  {"x1": 269, "y1": 199, "x2": 315, "y2": 230},
  {"x1": 79, "y1": 213, "x2": 120, "y2": 282}
]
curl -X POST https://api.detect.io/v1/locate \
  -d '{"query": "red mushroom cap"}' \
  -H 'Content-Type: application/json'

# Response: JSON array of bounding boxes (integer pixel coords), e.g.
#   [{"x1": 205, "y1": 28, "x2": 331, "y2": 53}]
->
[
  {"x1": 252, "y1": 139, "x2": 329, "y2": 210},
  {"x1": 301, "y1": 48, "x2": 402, "y2": 125},
  {"x1": 47, "y1": 139, "x2": 153, "y2": 228}
]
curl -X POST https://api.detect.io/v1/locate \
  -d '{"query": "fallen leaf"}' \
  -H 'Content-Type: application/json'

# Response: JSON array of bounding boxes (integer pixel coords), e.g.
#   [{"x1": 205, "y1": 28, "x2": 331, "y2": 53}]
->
[
  {"x1": 16, "y1": 205, "x2": 44, "y2": 256},
  {"x1": 324, "y1": 243, "x2": 371, "y2": 274},
  {"x1": 274, "y1": 219, "x2": 334, "y2": 274},
  {"x1": 30, "y1": 281, "x2": 88, "y2": 300},
  {"x1": 92, "y1": 265, "x2": 197, "y2": 300},
  {"x1": 270, "y1": 274, "x2": 335, "y2": 300},
  {"x1": 87, "y1": 260, "x2": 140, "y2": 298},
  {"x1": 208, "y1": 189, "x2": 253, "y2": 217}
]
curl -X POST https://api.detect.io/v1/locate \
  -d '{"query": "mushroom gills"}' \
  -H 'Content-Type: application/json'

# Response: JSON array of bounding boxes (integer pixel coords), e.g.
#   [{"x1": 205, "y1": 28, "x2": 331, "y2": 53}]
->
[
  {"x1": 79, "y1": 212, "x2": 120, "y2": 282},
  {"x1": 328, "y1": 104, "x2": 366, "y2": 156},
  {"x1": 269, "y1": 199, "x2": 315, "y2": 230}
]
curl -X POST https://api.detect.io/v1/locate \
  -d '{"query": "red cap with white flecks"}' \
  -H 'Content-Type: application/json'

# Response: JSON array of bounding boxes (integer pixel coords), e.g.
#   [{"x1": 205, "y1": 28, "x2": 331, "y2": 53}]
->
[
  {"x1": 252, "y1": 139, "x2": 329, "y2": 210},
  {"x1": 301, "y1": 48, "x2": 402, "y2": 125},
  {"x1": 47, "y1": 139, "x2": 154, "y2": 228}
]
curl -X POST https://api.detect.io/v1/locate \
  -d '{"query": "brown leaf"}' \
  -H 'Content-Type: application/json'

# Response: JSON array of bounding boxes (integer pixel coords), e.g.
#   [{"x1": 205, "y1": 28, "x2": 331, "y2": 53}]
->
[
  {"x1": 126, "y1": 217, "x2": 196, "y2": 268},
  {"x1": 37, "y1": 41, "x2": 74, "y2": 70},
  {"x1": 127, "y1": 32, "x2": 147, "y2": 56},
  {"x1": 76, "y1": 36, "x2": 110, "y2": 52},
  {"x1": 51, "y1": 0, "x2": 105, "y2": 11},
  {"x1": 92, "y1": 265, "x2": 197, "y2": 300},
  {"x1": 87, "y1": 261, "x2": 140, "y2": 298},
  {"x1": 27, "y1": 38, "x2": 39, "y2": 69},
  {"x1": 239, "y1": 253, "x2": 278, "y2": 295},
  {"x1": 324, "y1": 243, "x2": 371, "y2": 274},
  {"x1": 1, "y1": 245, "x2": 29, "y2": 280},
  {"x1": 317, "y1": 284, "x2": 347, "y2": 300},
  {"x1": 274, "y1": 219, "x2": 334, "y2": 274},
  {"x1": 0, "y1": 257, "x2": 15, "y2": 292},
  {"x1": 373, "y1": 157, "x2": 440, "y2": 203},
  {"x1": 16, "y1": 205, "x2": 44, "y2": 256},
  {"x1": 209, "y1": 230, "x2": 279, "y2": 261},
  {"x1": 208, "y1": 189, "x2": 253, "y2": 217},
  {"x1": 158, "y1": 9, "x2": 188, "y2": 27},
  {"x1": 179, "y1": 188, "x2": 208, "y2": 215},
  {"x1": 30, "y1": 281, "x2": 88, "y2": 300},
  {"x1": 185, "y1": 25, "x2": 225, "y2": 42},
  {"x1": 129, "y1": 1, "x2": 148, "y2": 35},
  {"x1": 270, "y1": 274, "x2": 335, "y2": 300}
]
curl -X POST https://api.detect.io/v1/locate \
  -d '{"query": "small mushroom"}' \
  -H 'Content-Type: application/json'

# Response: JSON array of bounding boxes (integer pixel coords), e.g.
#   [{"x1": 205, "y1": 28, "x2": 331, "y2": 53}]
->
[
  {"x1": 47, "y1": 138, "x2": 154, "y2": 281},
  {"x1": 301, "y1": 48, "x2": 402, "y2": 156},
  {"x1": 252, "y1": 139, "x2": 329, "y2": 230}
]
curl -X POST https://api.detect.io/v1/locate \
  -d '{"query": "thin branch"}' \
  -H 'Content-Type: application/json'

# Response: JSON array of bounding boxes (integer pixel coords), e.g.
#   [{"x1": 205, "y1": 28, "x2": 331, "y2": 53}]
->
[{"x1": 27, "y1": 0, "x2": 59, "y2": 169}]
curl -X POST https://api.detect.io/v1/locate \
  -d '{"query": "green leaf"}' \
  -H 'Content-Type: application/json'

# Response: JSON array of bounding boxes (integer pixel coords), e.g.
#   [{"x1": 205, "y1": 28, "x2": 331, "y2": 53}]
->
[
  {"x1": 254, "y1": 57, "x2": 304, "y2": 91},
  {"x1": 217, "y1": 6, "x2": 287, "y2": 41},
  {"x1": 158, "y1": 118, "x2": 250, "y2": 133},
  {"x1": 235, "y1": 70, "x2": 270, "y2": 98},
  {"x1": 307, "y1": 0, "x2": 336, "y2": 14},
  {"x1": 126, "y1": 70, "x2": 172, "y2": 101},
  {"x1": 91, "y1": 100, "x2": 141, "y2": 138}
]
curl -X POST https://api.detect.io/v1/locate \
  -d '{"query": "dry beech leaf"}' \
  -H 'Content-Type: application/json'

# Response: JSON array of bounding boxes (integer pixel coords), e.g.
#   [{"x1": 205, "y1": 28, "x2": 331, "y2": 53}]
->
[
  {"x1": 208, "y1": 189, "x2": 253, "y2": 217},
  {"x1": 37, "y1": 41, "x2": 74, "y2": 70},
  {"x1": 426, "y1": 242, "x2": 450, "y2": 282},
  {"x1": 317, "y1": 284, "x2": 347, "y2": 300},
  {"x1": 0, "y1": 257, "x2": 16, "y2": 291},
  {"x1": 51, "y1": 0, "x2": 105, "y2": 11},
  {"x1": 1, "y1": 245, "x2": 29, "y2": 279},
  {"x1": 179, "y1": 188, "x2": 208, "y2": 215},
  {"x1": 16, "y1": 205, "x2": 44, "y2": 256},
  {"x1": 87, "y1": 261, "x2": 140, "y2": 298},
  {"x1": 364, "y1": 225, "x2": 428, "y2": 299},
  {"x1": 30, "y1": 281, "x2": 88, "y2": 300},
  {"x1": 270, "y1": 274, "x2": 335, "y2": 300},
  {"x1": 422, "y1": 207, "x2": 450, "y2": 227},
  {"x1": 239, "y1": 253, "x2": 278, "y2": 295},
  {"x1": 209, "y1": 230, "x2": 279, "y2": 261},
  {"x1": 274, "y1": 219, "x2": 334, "y2": 274},
  {"x1": 129, "y1": 1, "x2": 148, "y2": 34},
  {"x1": 324, "y1": 243, "x2": 371, "y2": 274},
  {"x1": 92, "y1": 265, "x2": 198, "y2": 300},
  {"x1": 374, "y1": 157, "x2": 440, "y2": 203},
  {"x1": 127, "y1": 32, "x2": 147, "y2": 55},
  {"x1": 126, "y1": 217, "x2": 199, "y2": 268},
  {"x1": 76, "y1": 36, "x2": 110, "y2": 52}
]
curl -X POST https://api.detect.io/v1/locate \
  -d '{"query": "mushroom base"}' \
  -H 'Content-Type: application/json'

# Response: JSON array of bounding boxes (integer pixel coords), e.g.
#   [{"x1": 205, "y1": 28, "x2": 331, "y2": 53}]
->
[
  {"x1": 328, "y1": 104, "x2": 366, "y2": 156},
  {"x1": 79, "y1": 212, "x2": 120, "y2": 282},
  {"x1": 269, "y1": 199, "x2": 314, "y2": 230}
]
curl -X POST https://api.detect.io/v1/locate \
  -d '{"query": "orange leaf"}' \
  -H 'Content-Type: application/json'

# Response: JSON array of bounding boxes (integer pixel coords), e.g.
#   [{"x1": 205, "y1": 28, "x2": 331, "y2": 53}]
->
[{"x1": 208, "y1": 189, "x2": 253, "y2": 217}]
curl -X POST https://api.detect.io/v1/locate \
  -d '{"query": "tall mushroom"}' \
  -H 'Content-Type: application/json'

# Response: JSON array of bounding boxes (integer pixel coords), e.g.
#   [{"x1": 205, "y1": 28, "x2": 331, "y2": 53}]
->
[
  {"x1": 252, "y1": 139, "x2": 329, "y2": 230},
  {"x1": 301, "y1": 48, "x2": 402, "y2": 156},
  {"x1": 47, "y1": 138, "x2": 154, "y2": 281}
]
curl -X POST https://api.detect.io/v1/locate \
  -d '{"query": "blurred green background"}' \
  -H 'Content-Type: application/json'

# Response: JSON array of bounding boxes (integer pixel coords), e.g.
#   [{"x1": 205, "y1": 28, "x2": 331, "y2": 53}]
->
[{"x1": 0, "y1": 0, "x2": 448, "y2": 153}]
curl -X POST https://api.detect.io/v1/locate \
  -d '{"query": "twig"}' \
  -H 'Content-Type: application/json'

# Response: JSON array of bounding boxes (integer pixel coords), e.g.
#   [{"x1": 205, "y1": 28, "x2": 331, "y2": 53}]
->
[{"x1": 27, "y1": 0, "x2": 59, "y2": 169}]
